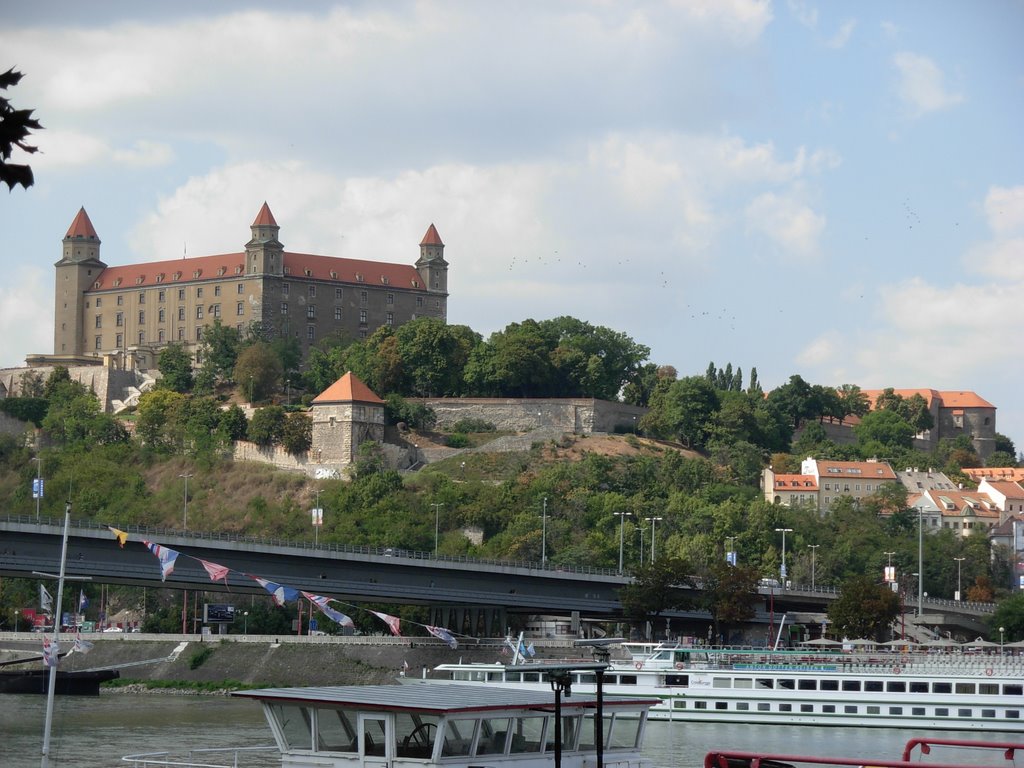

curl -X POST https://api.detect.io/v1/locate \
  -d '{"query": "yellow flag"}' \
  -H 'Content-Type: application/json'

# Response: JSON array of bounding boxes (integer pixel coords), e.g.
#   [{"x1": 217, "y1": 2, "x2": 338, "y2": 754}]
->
[{"x1": 108, "y1": 526, "x2": 128, "y2": 548}]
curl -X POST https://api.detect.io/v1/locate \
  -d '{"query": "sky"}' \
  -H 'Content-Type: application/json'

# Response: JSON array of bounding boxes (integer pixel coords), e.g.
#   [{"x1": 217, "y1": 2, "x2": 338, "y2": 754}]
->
[{"x1": 2, "y1": 1, "x2": 1023, "y2": 448}]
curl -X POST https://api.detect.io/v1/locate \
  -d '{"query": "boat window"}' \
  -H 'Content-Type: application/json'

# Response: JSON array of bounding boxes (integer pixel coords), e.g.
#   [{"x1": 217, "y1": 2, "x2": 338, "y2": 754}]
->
[
  {"x1": 820, "y1": 680, "x2": 838, "y2": 691},
  {"x1": 841, "y1": 680, "x2": 861, "y2": 691},
  {"x1": 522, "y1": 672, "x2": 541, "y2": 683},
  {"x1": 910, "y1": 682, "x2": 928, "y2": 693},
  {"x1": 362, "y1": 717, "x2": 387, "y2": 758},
  {"x1": 866, "y1": 706, "x2": 880, "y2": 715},
  {"x1": 477, "y1": 718, "x2": 511, "y2": 755},
  {"x1": 912, "y1": 708, "x2": 925, "y2": 716},
  {"x1": 822, "y1": 705, "x2": 835, "y2": 713},
  {"x1": 712, "y1": 678, "x2": 731, "y2": 688},
  {"x1": 508, "y1": 716, "x2": 544, "y2": 753},
  {"x1": 958, "y1": 709, "x2": 972, "y2": 717},
  {"x1": 316, "y1": 707, "x2": 358, "y2": 753},
  {"x1": 736, "y1": 702, "x2": 749, "y2": 711},
  {"x1": 733, "y1": 678, "x2": 753, "y2": 689},
  {"x1": 578, "y1": 673, "x2": 597, "y2": 685},
  {"x1": 608, "y1": 714, "x2": 642, "y2": 750},
  {"x1": 1005, "y1": 684, "x2": 1023, "y2": 696},
  {"x1": 864, "y1": 681, "x2": 883, "y2": 692},
  {"x1": 797, "y1": 679, "x2": 816, "y2": 691},
  {"x1": 395, "y1": 712, "x2": 440, "y2": 759},
  {"x1": 955, "y1": 683, "x2": 975, "y2": 695},
  {"x1": 666, "y1": 675, "x2": 687, "y2": 686},
  {"x1": 673, "y1": 700, "x2": 686, "y2": 710},
  {"x1": 441, "y1": 719, "x2": 476, "y2": 757},
  {"x1": 694, "y1": 701, "x2": 708, "y2": 710},
  {"x1": 886, "y1": 681, "x2": 906, "y2": 692},
  {"x1": 1006, "y1": 711, "x2": 1020, "y2": 719},
  {"x1": 844, "y1": 706, "x2": 856, "y2": 714},
  {"x1": 888, "y1": 707, "x2": 903, "y2": 715},
  {"x1": 755, "y1": 678, "x2": 774, "y2": 690},
  {"x1": 715, "y1": 702, "x2": 728, "y2": 710},
  {"x1": 757, "y1": 703, "x2": 770, "y2": 711},
  {"x1": 268, "y1": 702, "x2": 313, "y2": 750},
  {"x1": 578, "y1": 712, "x2": 613, "y2": 749},
  {"x1": 982, "y1": 709, "x2": 996, "y2": 718},
  {"x1": 936, "y1": 708, "x2": 949, "y2": 716},
  {"x1": 486, "y1": 672, "x2": 505, "y2": 682},
  {"x1": 776, "y1": 678, "x2": 795, "y2": 690},
  {"x1": 546, "y1": 716, "x2": 579, "y2": 751},
  {"x1": 933, "y1": 682, "x2": 952, "y2": 694},
  {"x1": 778, "y1": 703, "x2": 792, "y2": 712},
  {"x1": 506, "y1": 672, "x2": 522, "y2": 682},
  {"x1": 979, "y1": 684, "x2": 999, "y2": 695},
  {"x1": 616, "y1": 674, "x2": 637, "y2": 685}
]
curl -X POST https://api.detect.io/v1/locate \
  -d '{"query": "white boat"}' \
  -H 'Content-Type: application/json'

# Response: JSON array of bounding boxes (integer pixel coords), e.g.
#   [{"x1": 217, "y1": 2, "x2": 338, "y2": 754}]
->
[
  {"x1": 122, "y1": 681, "x2": 659, "y2": 768},
  {"x1": 433, "y1": 642, "x2": 1024, "y2": 732}
]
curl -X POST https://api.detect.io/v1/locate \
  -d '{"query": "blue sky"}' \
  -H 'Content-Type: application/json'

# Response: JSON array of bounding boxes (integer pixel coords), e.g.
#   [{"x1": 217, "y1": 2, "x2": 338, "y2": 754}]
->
[{"x1": 2, "y1": 1, "x2": 1022, "y2": 448}]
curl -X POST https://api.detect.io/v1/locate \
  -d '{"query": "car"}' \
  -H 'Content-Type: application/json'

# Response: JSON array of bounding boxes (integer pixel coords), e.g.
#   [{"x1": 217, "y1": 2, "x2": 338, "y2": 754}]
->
[{"x1": 103, "y1": 626, "x2": 123, "y2": 633}]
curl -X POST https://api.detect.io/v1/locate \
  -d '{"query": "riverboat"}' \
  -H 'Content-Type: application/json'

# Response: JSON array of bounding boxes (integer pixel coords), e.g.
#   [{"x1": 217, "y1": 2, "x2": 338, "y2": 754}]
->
[
  {"x1": 0, "y1": 667, "x2": 119, "y2": 695},
  {"x1": 121, "y1": 681, "x2": 659, "y2": 768},
  {"x1": 433, "y1": 642, "x2": 1024, "y2": 732}
]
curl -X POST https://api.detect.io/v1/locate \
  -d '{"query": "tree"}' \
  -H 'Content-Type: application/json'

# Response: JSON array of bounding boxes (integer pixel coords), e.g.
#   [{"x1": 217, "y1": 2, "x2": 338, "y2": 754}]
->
[
  {"x1": 854, "y1": 409, "x2": 915, "y2": 452},
  {"x1": 766, "y1": 375, "x2": 816, "y2": 429},
  {"x1": 393, "y1": 318, "x2": 479, "y2": 396},
  {"x1": 826, "y1": 575, "x2": 899, "y2": 640},
  {"x1": 641, "y1": 376, "x2": 719, "y2": 449},
  {"x1": 219, "y1": 404, "x2": 249, "y2": 442},
  {"x1": 618, "y1": 557, "x2": 694, "y2": 631},
  {"x1": 247, "y1": 405, "x2": 286, "y2": 446},
  {"x1": 991, "y1": 592, "x2": 1024, "y2": 642},
  {"x1": 281, "y1": 412, "x2": 312, "y2": 455},
  {"x1": 694, "y1": 560, "x2": 760, "y2": 642},
  {"x1": 234, "y1": 342, "x2": 283, "y2": 404},
  {"x1": 837, "y1": 384, "x2": 870, "y2": 420},
  {"x1": 158, "y1": 343, "x2": 194, "y2": 393},
  {"x1": 0, "y1": 68, "x2": 43, "y2": 190},
  {"x1": 198, "y1": 320, "x2": 242, "y2": 386},
  {"x1": 136, "y1": 389, "x2": 188, "y2": 452}
]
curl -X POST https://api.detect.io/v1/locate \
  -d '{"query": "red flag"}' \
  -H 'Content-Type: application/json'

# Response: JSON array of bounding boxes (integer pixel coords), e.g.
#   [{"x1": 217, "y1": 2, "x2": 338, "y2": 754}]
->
[
  {"x1": 198, "y1": 558, "x2": 231, "y2": 586},
  {"x1": 370, "y1": 610, "x2": 402, "y2": 636}
]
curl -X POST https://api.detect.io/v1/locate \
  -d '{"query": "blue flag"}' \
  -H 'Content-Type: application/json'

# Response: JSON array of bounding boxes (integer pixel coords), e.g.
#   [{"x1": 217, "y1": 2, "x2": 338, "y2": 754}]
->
[
  {"x1": 426, "y1": 625, "x2": 458, "y2": 650},
  {"x1": 78, "y1": 589, "x2": 89, "y2": 612}
]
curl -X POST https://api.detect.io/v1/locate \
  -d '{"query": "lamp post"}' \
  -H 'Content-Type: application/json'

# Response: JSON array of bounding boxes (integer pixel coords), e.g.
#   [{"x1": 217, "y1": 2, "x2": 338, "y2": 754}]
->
[
  {"x1": 614, "y1": 512, "x2": 631, "y2": 574},
  {"x1": 808, "y1": 544, "x2": 820, "y2": 590},
  {"x1": 775, "y1": 527, "x2": 793, "y2": 586},
  {"x1": 31, "y1": 456, "x2": 42, "y2": 522},
  {"x1": 726, "y1": 536, "x2": 736, "y2": 566},
  {"x1": 637, "y1": 525, "x2": 645, "y2": 567},
  {"x1": 953, "y1": 557, "x2": 965, "y2": 602},
  {"x1": 243, "y1": 611, "x2": 249, "y2": 635},
  {"x1": 13, "y1": 610, "x2": 18, "y2": 633},
  {"x1": 540, "y1": 497, "x2": 548, "y2": 567},
  {"x1": 431, "y1": 503, "x2": 444, "y2": 556},
  {"x1": 916, "y1": 504, "x2": 924, "y2": 618},
  {"x1": 178, "y1": 473, "x2": 193, "y2": 531},
  {"x1": 311, "y1": 489, "x2": 322, "y2": 546},
  {"x1": 644, "y1": 516, "x2": 663, "y2": 563},
  {"x1": 1000, "y1": 626, "x2": 1005, "y2": 655}
]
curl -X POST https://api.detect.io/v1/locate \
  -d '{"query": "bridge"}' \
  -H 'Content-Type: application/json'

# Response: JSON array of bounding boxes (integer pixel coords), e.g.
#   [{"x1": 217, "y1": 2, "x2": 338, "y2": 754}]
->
[{"x1": 0, "y1": 515, "x2": 995, "y2": 636}]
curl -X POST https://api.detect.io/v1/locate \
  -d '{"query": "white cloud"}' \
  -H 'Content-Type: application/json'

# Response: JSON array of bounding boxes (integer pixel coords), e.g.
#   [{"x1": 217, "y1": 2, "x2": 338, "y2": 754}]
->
[
  {"x1": 892, "y1": 52, "x2": 964, "y2": 118},
  {"x1": 825, "y1": 19, "x2": 856, "y2": 49},
  {"x1": 984, "y1": 185, "x2": 1024, "y2": 236},
  {"x1": 796, "y1": 332, "x2": 838, "y2": 366},
  {"x1": 33, "y1": 130, "x2": 173, "y2": 170},
  {"x1": 744, "y1": 193, "x2": 825, "y2": 257},
  {"x1": 0, "y1": 268, "x2": 52, "y2": 366}
]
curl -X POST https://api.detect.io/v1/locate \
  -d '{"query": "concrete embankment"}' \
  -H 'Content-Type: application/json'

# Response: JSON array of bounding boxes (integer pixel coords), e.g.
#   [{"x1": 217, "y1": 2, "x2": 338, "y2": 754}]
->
[{"x1": 0, "y1": 633, "x2": 581, "y2": 688}]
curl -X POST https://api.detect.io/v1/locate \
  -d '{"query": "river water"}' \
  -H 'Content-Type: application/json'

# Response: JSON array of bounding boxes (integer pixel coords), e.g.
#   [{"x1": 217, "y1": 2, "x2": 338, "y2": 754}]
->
[{"x1": 0, "y1": 693, "x2": 1014, "y2": 768}]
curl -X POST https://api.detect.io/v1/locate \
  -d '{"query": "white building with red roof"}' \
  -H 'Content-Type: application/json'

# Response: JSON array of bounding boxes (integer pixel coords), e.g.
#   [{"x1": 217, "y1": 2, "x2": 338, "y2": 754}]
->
[{"x1": 762, "y1": 458, "x2": 897, "y2": 511}]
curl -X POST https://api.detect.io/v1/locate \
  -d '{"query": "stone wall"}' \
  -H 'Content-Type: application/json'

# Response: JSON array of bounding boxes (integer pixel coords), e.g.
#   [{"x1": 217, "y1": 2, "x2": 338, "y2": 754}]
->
[
  {"x1": 413, "y1": 398, "x2": 646, "y2": 435},
  {"x1": 0, "y1": 360, "x2": 147, "y2": 414},
  {"x1": 0, "y1": 411, "x2": 31, "y2": 439}
]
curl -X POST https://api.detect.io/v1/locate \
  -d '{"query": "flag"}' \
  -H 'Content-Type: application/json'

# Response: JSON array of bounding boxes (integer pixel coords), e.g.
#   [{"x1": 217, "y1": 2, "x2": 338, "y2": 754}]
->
[
  {"x1": 425, "y1": 625, "x2": 458, "y2": 650},
  {"x1": 142, "y1": 541, "x2": 179, "y2": 581},
  {"x1": 108, "y1": 526, "x2": 128, "y2": 548},
  {"x1": 78, "y1": 589, "x2": 89, "y2": 612},
  {"x1": 526, "y1": 642, "x2": 536, "y2": 658},
  {"x1": 403, "y1": 659, "x2": 410, "y2": 671},
  {"x1": 370, "y1": 610, "x2": 402, "y2": 637},
  {"x1": 504, "y1": 636, "x2": 518, "y2": 657},
  {"x1": 40, "y1": 584, "x2": 53, "y2": 614},
  {"x1": 198, "y1": 558, "x2": 231, "y2": 586},
  {"x1": 253, "y1": 577, "x2": 298, "y2": 607},
  {"x1": 73, "y1": 633, "x2": 94, "y2": 655},
  {"x1": 42, "y1": 638, "x2": 59, "y2": 668},
  {"x1": 302, "y1": 592, "x2": 354, "y2": 628}
]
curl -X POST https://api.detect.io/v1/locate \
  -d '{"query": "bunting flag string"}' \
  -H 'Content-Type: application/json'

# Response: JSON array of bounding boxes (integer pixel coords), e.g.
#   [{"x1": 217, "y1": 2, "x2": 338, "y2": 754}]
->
[
  {"x1": 42, "y1": 637, "x2": 59, "y2": 668},
  {"x1": 104, "y1": 528, "x2": 465, "y2": 645},
  {"x1": 73, "y1": 633, "x2": 94, "y2": 655}
]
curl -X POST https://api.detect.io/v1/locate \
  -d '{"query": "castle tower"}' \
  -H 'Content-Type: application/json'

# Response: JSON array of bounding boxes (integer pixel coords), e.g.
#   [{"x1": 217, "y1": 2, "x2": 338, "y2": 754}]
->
[
  {"x1": 245, "y1": 202, "x2": 284, "y2": 276},
  {"x1": 415, "y1": 223, "x2": 449, "y2": 319},
  {"x1": 54, "y1": 208, "x2": 106, "y2": 356}
]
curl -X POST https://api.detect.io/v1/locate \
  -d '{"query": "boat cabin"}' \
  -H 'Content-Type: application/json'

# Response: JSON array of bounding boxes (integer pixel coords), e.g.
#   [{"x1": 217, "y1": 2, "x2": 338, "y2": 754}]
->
[{"x1": 233, "y1": 682, "x2": 657, "y2": 768}]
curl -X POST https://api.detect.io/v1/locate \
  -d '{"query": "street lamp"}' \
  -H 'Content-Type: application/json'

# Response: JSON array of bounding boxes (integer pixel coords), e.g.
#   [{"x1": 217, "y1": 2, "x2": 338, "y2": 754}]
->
[
  {"x1": 775, "y1": 527, "x2": 793, "y2": 586},
  {"x1": 178, "y1": 473, "x2": 193, "y2": 531},
  {"x1": 1000, "y1": 626, "x2": 1005, "y2": 655},
  {"x1": 431, "y1": 503, "x2": 444, "y2": 556},
  {"x1": 31, "y1": 456, "x2": 42, "y2": 522},
  {"x1": 644, "y1": 516, "x2": 663, "y2": 563},
  {"x1": 243, "y1": 611, "x2": 249, "y2": 635},
  {"x1": 13, "y1": 609, "x2": 18, "y2": 633},
  {"x1": 726, "y1": 536, "x2": 736, "y2": 566},
  {"x1": 916, "y1": 504, "x2": 924, "y2": 618},
  {"x1": 808, "y1": 544, "x2": 820, "y2": 590},
  {"x1": 637, "y1": 525, "x2": 645, "y2": 566},
  {"x1": 953, "y1": 557, "x2": 965, "y2": 601},
  {"x1": 614, "y1": 512, "x2": 632, "y2": 574},
  {"x1": 540, "y1": 497, "x2": 548, "y2": 567}
]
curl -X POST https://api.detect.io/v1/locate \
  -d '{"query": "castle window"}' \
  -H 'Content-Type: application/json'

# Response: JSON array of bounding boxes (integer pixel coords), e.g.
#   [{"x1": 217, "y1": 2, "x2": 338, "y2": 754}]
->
[
  {"x1": 359, "y1": 309, "x2": 367, "y2": 324},
  {"x1": 158, "y1": 290, "x2": 165, "y2": 302},
  {"x1": 158, "y1": 330, "x2": 165, "y2": 343},
  {"x1": 193, "y1": 270, "x2": 202, "y2": 279},
  {"x1": 94, "y1": 281, "x2": 102, "y2": 289},
  {"x1": 307, "y1": 325, "x2": 315, "y2": 341},
  {"x1": 114, "y1": 278, "x2": 122, "y2": 287},
  {"x1": 282, "y1": 283, "x2": 289, "y2": 296},
  {"x1": 237, "y1": 283, "x2": 244, "y2": 294},
  {"x1": 138, "y1": 331, "x2": 145, "y2": 344},
  {"x1": 138, "y1": 310, "x2": 145, "y2": 324},
  {"x1": 177, "y1": 327, "x2": 184, "y2": 340},
  {"x1": 139, "y1": 291, "x2": 145, "y2": 303},
  {"x1": 308, "y1": 285, "x2": 316, "y2": 297},
  {"x1": 217, "y1": 267, "x2": 226, "y2": 276},
  {"x1": 307, "y1": 305, "x2": 316, "y2": 319},
  {"x1": 178, "y1": 288, "x2": 185, "y2": 300},
  {"x1": 335, "y1": 288, "x2": 342, "y2": 299},
  {"x1": 178, "y1": 307, "x2": 185, "y2": 321},
  {"x1": 196, "y1": 327, "x2": 203, "y2": 341},
  {"x1": 356, "y1": 273, "x2": 364, "y2": 282},
  {"x1": 386, "y1": 292, "x2": 394, "y2": 305},
  {"x1": 173, "y1": 272, "x2": 182, "y2": 281},
  {"x1": 281, "y1": 302, "x2": 288, "y2": 315},
  {"x1": 417, "y1": 296, "x2": 423, "y2": 307},
  {"x1": 381, "y1": 275, "x2": 390, "y2": 285},
  {"x1": 235, "y1": 265, "x2": 243, "y2": 275},
  {"x1": 334, "y1": 307, "x2": 342, "y2": 321},
  {"x1": 237, "y1": 302, "x2": 244, "y2": 316},
  {"x1": 116, "y1": 312, "x2": 124, "y2": 327},
  {"x1": 116, "y1": 333, "x2": 123, "y2": 347},
  {"x1": 304, "y1": 269, "x2": 312, "y2": 277},
  {"x1": 95, "y1": 335, "x2": 103, "y2": 350},
  {"x1": 211, "y1": 304, "x2": 221, "y2": 318},
  {"x1": 136, "y1": 277, "x2": 144, "y2": 285},
  {"x1": 158, "y1": 309, "x2": 165, "y2": 322},
  {"x1": 412, "y1": 280, "x2": 419, "y2": 288},
  {"x1": 360, "y1": 290, "x2": 367, "y2": 304},
  {"x1": 196, "y1": 287, "x2": 203, "y2": 298},
  {"x1": 196, "y1": 306, "x2": 204, "y2": 319},
  {"x1": 214, "y1": 285, "x2": 221, "y2": 296},
  {"x1": 360, "y1": 329, "x2": 367, "y2": 338},
  {"x1": 330, "y1": 271, "x2": 338, "y2": 280},
  {"x1": 156, "y1": 274, "x2": 164, "y2": 283},
  {"x1": 95, "y1": 298, "x2": 102, "y2": 308},
  {"x1": 117, "y1": 295, "x2": 124, "y2": 306},
  {"x1": 95, "y1": 315, "x2": 102, "y2": 329},
  {"x1": 386, "y1": 312, "x2": 394, "y2": 326}
]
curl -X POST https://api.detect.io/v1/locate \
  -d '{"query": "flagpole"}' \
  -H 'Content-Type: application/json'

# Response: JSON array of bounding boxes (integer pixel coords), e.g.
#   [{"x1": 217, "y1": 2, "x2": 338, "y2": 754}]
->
[{"x1": 41, "y1": 500, "x2": 72, "y2": 768}]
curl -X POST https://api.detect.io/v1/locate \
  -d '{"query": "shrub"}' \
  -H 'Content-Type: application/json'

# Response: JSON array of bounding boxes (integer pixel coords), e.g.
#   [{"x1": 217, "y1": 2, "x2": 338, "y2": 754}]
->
[
  {"x1": 451, "y1": 418, "x2": 495, "y2": 433},
  {"x1": 446, "y1": 433, "x2": 469, "y2": 448},
  {"x1": 189, "y1": 646, "x2": 214, "y2": 670}
]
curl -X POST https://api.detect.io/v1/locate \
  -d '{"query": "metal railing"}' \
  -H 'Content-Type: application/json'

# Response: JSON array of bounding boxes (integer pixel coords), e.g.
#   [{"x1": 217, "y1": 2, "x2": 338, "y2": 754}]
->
[{"x1": 121, "y1": 745, "x2": 278, "y2": 768}]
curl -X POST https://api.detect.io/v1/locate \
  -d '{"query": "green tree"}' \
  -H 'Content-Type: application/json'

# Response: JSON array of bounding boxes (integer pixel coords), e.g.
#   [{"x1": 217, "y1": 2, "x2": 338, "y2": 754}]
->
[
  {"x1": 991, "y1": 593, "x2": 1024, "y2": 643},
  {"x1": 393, "y1": 318, "x2": 480, "y2": 396},
  {"x1": 837, "y1": 384, "x2": 870, "y2": 421},
  {"x1": 694, "y1": 560, "x2": 760, "y2": 642},
  {"x1": 247, "y1": 405, "x2": 286, "y2": 446},
  {"x1": 641, "y1": 375, "x2": 719, "y2": 449},
  {"x1": 854, "y1": 409, "x2": 915, "y2": 452},
  {"x1": 826, "y1": 575, "x2": 899, "y2": 640},
  {"x1": 0, "y1": 397, "x2": 48, "y2": 426},
  {"x1": 136, "y1": 389, "x2": 188, "y2": 452},
  {"x1": 234, "y1": 342, "x2": 283, "y2": 404},
  {"x1": 198, "y1": 320, "x2": 242, "y2": 386},
  {"x1": 157, "y1": 343, "x2": 194, "y2": 393},
  {"x1": 766, "y1": 375, "x2": 817, "y2": 430},
  {"x1": 986, "y1": 450, "x2": 1017, "y2": 468},
  {"x1": 219, "y1": 404, "x2": 249, "y2": 442},
  {"x1": 618, "y1": 557, "x2": 694, "y2": 631},
  {"x1": 281, "y1": 412, "x2": 312, "y2": 456},
  {"x1": 0, "y1": 68, "x2": 42, "y2": 190},
  {"x1": 464, "y1": 320, "x2": 557, "y2": 397},
  {"x1": 994, "y1": 433, "x2": 1017, "y2": 460}
]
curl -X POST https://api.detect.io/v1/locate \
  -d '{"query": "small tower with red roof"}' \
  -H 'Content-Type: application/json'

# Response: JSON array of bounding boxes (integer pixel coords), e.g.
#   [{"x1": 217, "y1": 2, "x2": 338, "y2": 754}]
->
[
  {"x1": 415, "y1": 223, "x2": 449, "y2": 320},
  {"x1": 55, "y1": 208, "x2": 107, "y2": 357},
  {"x1": 245, "y1": 201, "x2": 284, "y2": 277},
  {"x1": 310, "y1": 371, "x2": 386, "y2": 467}
]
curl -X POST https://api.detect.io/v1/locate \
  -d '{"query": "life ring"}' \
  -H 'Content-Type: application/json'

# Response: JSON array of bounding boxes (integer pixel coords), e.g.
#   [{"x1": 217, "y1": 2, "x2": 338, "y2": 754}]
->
[
  {"x1": 892, "y1": 665, "x2": 901, "y2": 674},
  {"x1": 985, "y1": 668, "x2": 994, "y2": 676},
  {"x1": 675, "y1": 662, "x2": 684, "y2": 670},
  {"x1": 634, "y1": 661, "x2": 643, "y2": 670}
]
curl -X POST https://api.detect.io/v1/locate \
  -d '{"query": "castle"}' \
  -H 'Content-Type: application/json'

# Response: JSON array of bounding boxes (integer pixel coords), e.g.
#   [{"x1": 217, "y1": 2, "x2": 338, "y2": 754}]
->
[{"x1": 34, "y1": 203, "x2": 449, "y2": 371}]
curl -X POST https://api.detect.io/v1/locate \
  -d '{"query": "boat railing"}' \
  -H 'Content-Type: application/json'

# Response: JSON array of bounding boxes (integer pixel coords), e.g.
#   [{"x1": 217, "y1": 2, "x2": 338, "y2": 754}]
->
[
  {"x1": 120, "y1": 745, "x2": 278, "y2": 768},
  {"x1": 705, "y1": 738, "x2": 1022, "y2": 768}
]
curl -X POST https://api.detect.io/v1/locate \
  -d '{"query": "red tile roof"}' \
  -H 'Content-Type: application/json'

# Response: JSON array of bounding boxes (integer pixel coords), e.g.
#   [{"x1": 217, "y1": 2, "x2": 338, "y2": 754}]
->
[
  {"x1": 924, "y1": 489, "x2": 1000, "y2": 518},
  {"x1": 420, "y1": 223, "x2": 443, "y2": 246},
  {"x1": 963, "y1": 467, "x2": 1024, "y2": 482},
  {"x1": 859, "y1": 388, "x2": 994, "y2": 410},
  {"x1": 980, "y1": 480, "x2": 1024, "y2": 499},
  {"x1": 772, "y1": 474, "x2": 819, "y2": 491},
  {"x1": 312, "y1": 371, "x2": 384, "y2": 405},
  {"x1": 66, "y1": 207, "x2": 99, "y2": 239},
  {"x1": 252, "y1": 202, "x2": 278, "y2": 227},
  {"x1": 814, "y1": 460, "x2": 897, "y2": 479}
]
